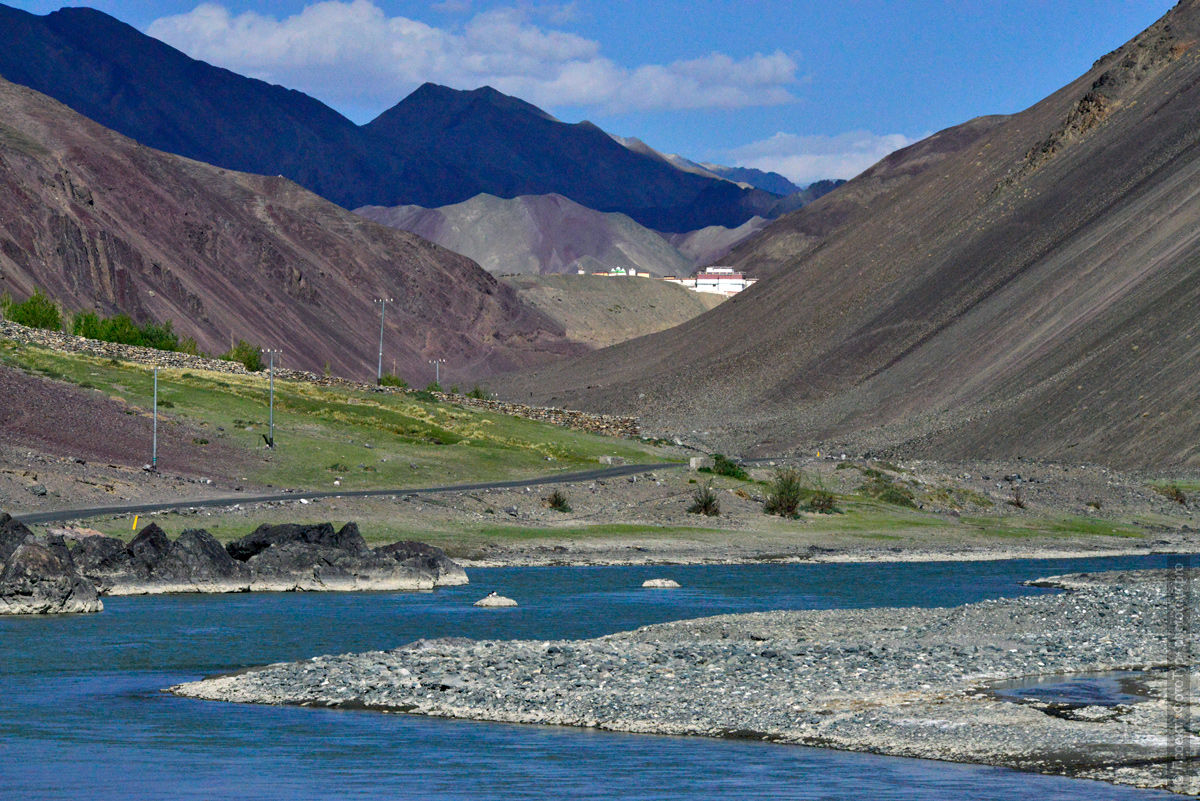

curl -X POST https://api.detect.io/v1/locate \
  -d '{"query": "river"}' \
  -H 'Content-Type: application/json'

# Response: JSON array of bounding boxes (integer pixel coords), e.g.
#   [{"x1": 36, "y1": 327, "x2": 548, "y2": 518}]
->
[{"x1": 0, "y1": 555, "x2": 1186, "y2": 799}]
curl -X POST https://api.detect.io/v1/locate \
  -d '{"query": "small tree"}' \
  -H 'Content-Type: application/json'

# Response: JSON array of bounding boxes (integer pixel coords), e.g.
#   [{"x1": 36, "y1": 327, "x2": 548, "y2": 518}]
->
[
  {"x1": 2, "y1": 288, "x2": 62, "y2": 330},
  {"x1": 379, "y1": 373, "x2": 407, "y2": 388},
  {"x1": 221, "y1": 339, "x2": 264, "y2": 372}
]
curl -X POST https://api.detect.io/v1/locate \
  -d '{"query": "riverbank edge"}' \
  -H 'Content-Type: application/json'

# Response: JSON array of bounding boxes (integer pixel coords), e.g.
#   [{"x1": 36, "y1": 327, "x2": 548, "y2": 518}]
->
[{"x1": 170, "y1": 568, "x2": 1200, "y2": 796}]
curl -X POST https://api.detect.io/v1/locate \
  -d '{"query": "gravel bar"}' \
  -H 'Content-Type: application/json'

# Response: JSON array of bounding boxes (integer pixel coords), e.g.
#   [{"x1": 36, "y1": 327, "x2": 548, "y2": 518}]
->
[{"x1": 172, "y1": 569, "x2": 1200, "y2": 794}]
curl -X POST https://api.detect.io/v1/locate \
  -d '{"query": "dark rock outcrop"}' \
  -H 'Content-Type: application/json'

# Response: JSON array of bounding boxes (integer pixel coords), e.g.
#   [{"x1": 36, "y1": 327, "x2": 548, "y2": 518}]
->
[
  {"x1": 0, "y1": 541, "x2": 102, "y2": 614},
  {"x1": 152, "y1": 529, "x2": 250, "y2": 592},
  {"x1": 124, "y1": 523, "x2": 171, "y2": 577},
  {"x1": 0, "y1": 512, "x2": 35, "y2": 563},
  {"x1": 227, "y1": 522, "x2": 368, "y2": 562},
  {"x1": 375, "y1": 541, "x2": 469, "y2": 586},
  {"x1": 69, "y1": 535, "x2": 127, "y2": 574}
]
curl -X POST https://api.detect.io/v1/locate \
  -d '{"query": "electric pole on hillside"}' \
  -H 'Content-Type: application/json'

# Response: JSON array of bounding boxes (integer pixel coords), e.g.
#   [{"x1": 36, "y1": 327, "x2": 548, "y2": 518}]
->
[
  {"x1": 374, "y1": 297, "x2": 393, "y2": 384},
  {"x1": 151, "y1": 366, "x2": 158, "y2": 471},
  {"x1": 429, "y1": 358, "x2": 445, "y2": 387},
  {"x1": 264, "y1": 349, "x2": 282, "y2": 448}
]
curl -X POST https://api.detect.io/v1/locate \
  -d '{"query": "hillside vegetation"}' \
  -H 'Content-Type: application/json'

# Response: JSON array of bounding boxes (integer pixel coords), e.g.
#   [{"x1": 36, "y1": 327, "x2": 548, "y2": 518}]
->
[{"x1": 0, "y1": 340, "x2": 671, "y2": 493}]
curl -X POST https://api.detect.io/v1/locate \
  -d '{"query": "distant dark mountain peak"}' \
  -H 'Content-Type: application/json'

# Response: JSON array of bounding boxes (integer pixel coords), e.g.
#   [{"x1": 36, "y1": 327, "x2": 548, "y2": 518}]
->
[{"x1": 0, "y1": 4, "x2": 788, "y2": 230}]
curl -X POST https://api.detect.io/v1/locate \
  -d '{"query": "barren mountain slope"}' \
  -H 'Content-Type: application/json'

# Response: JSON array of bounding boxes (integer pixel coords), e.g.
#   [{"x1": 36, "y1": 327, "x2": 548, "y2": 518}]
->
[
  {"x1": 0, "y1": 77, "x2": 580, "y2": 380},
  {"x1": 357, "y1": 194, "x2": 692, "y2": 277},
  {"x1": 495, "y1": 3, "x2": 1200, "y2": 468},
  {"x1": 502, "y1": 274, "x2": 724, "y2": 348}
]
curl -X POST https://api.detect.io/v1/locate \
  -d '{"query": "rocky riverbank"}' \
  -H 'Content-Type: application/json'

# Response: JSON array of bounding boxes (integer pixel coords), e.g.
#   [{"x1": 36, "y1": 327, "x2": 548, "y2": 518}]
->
[
  {"x1": 0, "y1": 514, "x2": 467, "y2": 613},
  {"x1": 173, "y1": 569, "x2": 1200, "y2": 795}
]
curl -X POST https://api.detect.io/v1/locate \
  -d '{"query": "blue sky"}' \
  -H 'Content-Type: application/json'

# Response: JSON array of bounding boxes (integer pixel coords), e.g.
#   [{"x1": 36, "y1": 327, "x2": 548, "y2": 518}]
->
[{"x1": 12, "y1": 1, "x2": 1176, "y2": 184}]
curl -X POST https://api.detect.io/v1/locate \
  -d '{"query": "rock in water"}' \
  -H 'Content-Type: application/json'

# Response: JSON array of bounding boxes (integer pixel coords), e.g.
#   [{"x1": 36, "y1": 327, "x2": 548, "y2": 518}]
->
[
  {"x1": 642, "y1": 578, "x2": 681, "y2": 589},
  {"x1": 0, "y1": 542, "x2": 102, "y2": 614},
  {"x1": 375, "y1": 541, "x2": 469, "y2": 586},
  {"x1": 473, "y1": 591, "x2": 517, "y2": 607},
  {"x1": 0, "y1": 512, "x2": 35, "y2": 563}
]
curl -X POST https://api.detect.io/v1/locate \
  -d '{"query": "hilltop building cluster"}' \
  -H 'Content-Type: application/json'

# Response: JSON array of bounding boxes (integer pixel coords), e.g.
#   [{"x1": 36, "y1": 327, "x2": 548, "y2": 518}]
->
[{"x1": 580, "y1": 266, "x2": 757, "y2": 297}]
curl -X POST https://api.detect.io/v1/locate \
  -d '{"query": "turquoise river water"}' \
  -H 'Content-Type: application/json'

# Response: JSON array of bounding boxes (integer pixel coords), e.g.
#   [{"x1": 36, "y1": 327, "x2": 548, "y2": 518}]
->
[{"x1": 0, "y1": 554, "x2": 1188, "y2": 799}]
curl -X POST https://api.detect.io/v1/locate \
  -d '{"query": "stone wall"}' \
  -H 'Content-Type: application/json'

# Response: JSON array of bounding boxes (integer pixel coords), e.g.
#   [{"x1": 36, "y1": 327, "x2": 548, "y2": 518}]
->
[{"x1": 0, "y1": 320, "x2": 639, "y2": 439}]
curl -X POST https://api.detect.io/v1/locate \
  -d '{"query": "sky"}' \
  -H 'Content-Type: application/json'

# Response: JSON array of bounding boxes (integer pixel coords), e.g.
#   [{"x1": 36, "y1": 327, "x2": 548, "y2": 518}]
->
[{"x1": 12, "y1": 0, "x2": 1178, "y2": 185}]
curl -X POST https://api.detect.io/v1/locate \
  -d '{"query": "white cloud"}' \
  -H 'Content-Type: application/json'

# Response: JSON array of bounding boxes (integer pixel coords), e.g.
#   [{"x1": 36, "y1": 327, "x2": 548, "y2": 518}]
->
[
  {"x1": 146, "y1": 1, "x2": 799, "y2": 119},
  {"x1": 727, "y1": 130, "x2": 922, "y2": 185}
]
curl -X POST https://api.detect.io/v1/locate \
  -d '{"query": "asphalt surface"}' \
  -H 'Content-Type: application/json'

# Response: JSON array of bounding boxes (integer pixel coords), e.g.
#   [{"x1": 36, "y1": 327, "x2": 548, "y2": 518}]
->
[{"x1": 14, "y1": 462, "x2": 687, "y2": 525}]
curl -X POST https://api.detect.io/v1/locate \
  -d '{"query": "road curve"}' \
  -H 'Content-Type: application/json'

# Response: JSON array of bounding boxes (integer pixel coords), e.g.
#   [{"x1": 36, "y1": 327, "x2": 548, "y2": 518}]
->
[{"x1": 14, "y1": 462, "x2": 686, "y2": 526}]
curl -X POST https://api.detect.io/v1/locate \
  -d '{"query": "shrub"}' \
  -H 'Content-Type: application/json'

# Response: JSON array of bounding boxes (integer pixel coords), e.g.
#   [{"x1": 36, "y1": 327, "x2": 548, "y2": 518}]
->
[
  {"x1": 2, "y1": 288, "x2": 62, "y2": 330},
  {"x1": 764, "y1": 468, "x2": 806, "y2": 518},
  {"x1": 466, "y1": 385, "x2": 490, "y2": 400},
  {"x1": 220, "y1": 339, "x2": 264, "y2": 372},
  {"x1": 709, "y1": 453, "x2": 749, "y2": 480},
  {"x1": 1154, "y1": 484, "x2": 1188, "y2": 505},
  {"x1": 544, "y1": 488, "x2": 571, "y2": 512},
  {"x1": 378, "y1": 373, "x2": 407, "y2": 388},
  {"x1": 425, "y1": 381, "x2": 443, "y2": 393},
  {"x1": 688, "y1": 482, "x2": 720, "y2": 516},
  {"x1": 807, "y1": 490, "x2": 837, "y2": 513},
  {"x1": 859, "y1": 473, "x2": 917, "y2": 508}
]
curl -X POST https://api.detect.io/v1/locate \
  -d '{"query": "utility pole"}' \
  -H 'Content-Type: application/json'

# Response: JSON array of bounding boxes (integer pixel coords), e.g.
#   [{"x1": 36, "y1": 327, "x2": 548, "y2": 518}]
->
[
  {"x1": 374, "y1": 297, "x2": 393, "y2": 383},
  {"x1": 264, "y1": 349, "x2": 282, "y2": 448},
  {"x1": 429, "y1": 358, "x2": 445, "y2": 386},
  {"x1": 151, "y1": 366, "x2": 158, "y2": 470}
]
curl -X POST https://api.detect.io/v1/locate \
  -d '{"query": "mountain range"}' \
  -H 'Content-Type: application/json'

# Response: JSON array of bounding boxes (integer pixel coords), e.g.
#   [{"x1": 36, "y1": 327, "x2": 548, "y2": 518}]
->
[
  {"x1": 0, "y1": 3, "x2": 786, "y2": 232},
  {"x1": 0, "y1": 75, "x2": 579, "y2": 380},
  {"x1": 494, "y1": 1, "x2": 1200, "y2": 469},
  {"x1": 356, "y1": 193, "x2": 762, "y2": 277}
]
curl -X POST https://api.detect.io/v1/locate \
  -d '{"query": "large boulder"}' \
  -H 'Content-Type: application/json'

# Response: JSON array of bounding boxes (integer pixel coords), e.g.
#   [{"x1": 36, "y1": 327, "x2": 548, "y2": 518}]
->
[
  {"x1": 0, "y1": 542, "x2": 102, "y2": 614},
  {"x1": 124, "y1": 523, "x2": 172, "y2": 577},
  {"x1": 70, "y1": 535, "x2": 127, "y2": 574},
  {"x1": 151, "y1": 529, "x2": 251, "y2": 592},
  {"x1": 226, "y1": 522, "x2": 368, "y2": 561},
  {"x1": 0, "y1": 512, "x2": 35, "y2": 563},
  {"x1": 375, "y1": 541, "x2": 469, "y2": 586}
]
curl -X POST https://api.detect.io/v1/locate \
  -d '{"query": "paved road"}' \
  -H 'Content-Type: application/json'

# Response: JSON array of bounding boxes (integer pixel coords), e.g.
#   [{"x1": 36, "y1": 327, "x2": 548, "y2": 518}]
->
[{"x1": 15, "y1": 462, "x2": 686, "y2": 525}]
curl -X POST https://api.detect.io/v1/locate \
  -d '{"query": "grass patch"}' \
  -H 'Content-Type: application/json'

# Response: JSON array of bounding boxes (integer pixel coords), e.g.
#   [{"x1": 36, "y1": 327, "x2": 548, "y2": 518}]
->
[{"x1": 1, "y1": 342, "x2": 676, "y2": 491}]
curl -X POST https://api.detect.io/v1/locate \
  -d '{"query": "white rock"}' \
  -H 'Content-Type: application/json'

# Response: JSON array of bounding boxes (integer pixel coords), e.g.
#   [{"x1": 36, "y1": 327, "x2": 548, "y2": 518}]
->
[
  {"x1": 474, "y1": 591, "x2": 517, "y2": 607},
  {"x1": 642, "y1": 578, "x2": 681, "y2": 589}
]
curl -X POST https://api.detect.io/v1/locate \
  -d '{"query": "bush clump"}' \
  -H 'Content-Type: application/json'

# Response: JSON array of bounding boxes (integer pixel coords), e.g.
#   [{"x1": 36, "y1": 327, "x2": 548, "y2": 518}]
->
[
  {"x1": 1154, "y1": 484, "x2": 1188, "y2": 505},
  {"x1": 467, "y1": 385, "x2": 489, "y2": 400},
  {"x1": 764, "y1": 468, "x2": 806, "y2": 518},
  {"x1": 859, "y1": 473, "x2": 917, "y2": 508},
  {"x1": 687, "y1": 482, "x2": 720, "y2": 516},
  {"x1": 807, "y1": 490, "x2": 837, "y2": 514},
  {"x1": 220, "y1": 339, "x2": 264, "y2": 372},
  {"x1": 378, "y1": 373, "x2": 407, "y2": 388},
  {"x1": 1, "y1": 289, "x2": 62, "y2": 330},
  {"x1": 703, "y1": 453, "x2": 748, "y2": 480},
  {"x1": 544, "y1": 488, "x2": 571, "y2": 513},
  {"x1": 72, "y1": 310, "x2": 184, "y2": 351}
]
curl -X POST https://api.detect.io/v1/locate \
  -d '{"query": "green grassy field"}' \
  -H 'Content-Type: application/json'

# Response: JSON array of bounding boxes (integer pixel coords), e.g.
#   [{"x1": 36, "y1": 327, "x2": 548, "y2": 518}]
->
[{"x1": 0, "y1": 341, "x2": 675, "y2": 491}]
